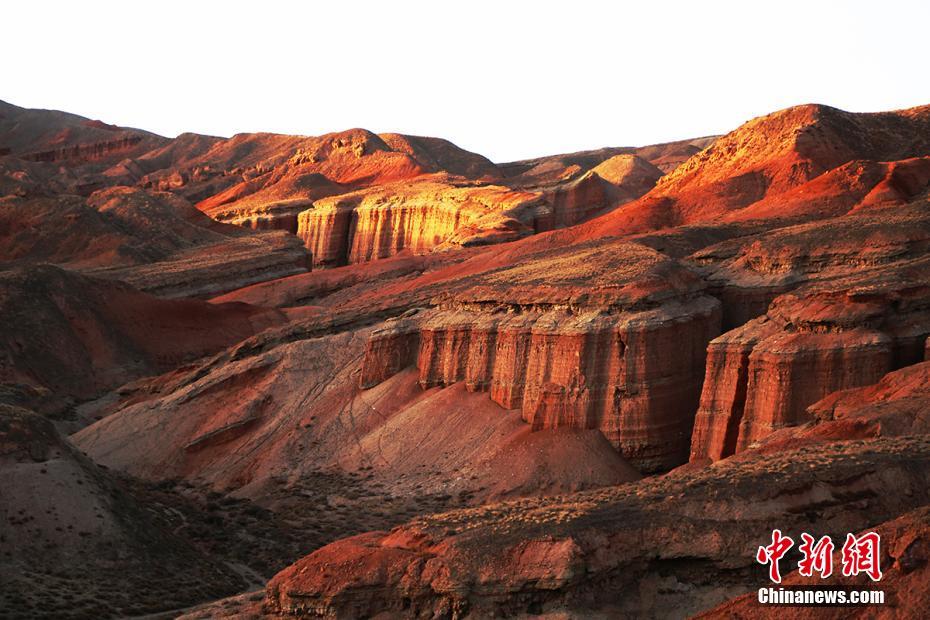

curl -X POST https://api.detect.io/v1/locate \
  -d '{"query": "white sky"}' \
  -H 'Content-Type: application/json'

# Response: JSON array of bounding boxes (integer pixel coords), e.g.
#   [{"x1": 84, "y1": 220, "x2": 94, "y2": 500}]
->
[{"x1": 4, "y1": 0, "x2": 929, "y2": 162}]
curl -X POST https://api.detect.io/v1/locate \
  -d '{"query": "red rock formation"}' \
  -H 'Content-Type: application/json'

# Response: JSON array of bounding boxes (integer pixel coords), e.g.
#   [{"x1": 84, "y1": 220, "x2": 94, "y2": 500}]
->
[
  {"x1": 736, "y1": 326, "x2": 892, "y2": 449},
  {"x1": 191, "y1": 129, "x2": 498, "y2": 233},
  {"x1": 263, "y1": 436, "x2": 930, "y2": 618},
  {"x1": 22, "y1": 135, "x2": 148, "y2": 164},
  {"x1": 739, "y1": 360, "x2": 930, "y2": 455},
  {"x1": 497, "y1": 136, "x2": 717, "y2": 183},
  {"x1": 377, "y1": 133, "x2": 499, "y2": 179},
  {"x1": 571, "y1": 104, "x2": 930, "y2": 242},
  {"x1": 295, "y1": 155, "x2": 665, "y2": 268},
  {"x1": 8, "y1": 96, "x2": 930, "y2": 618},
  {"x1": 720, "y1": 155, "x2": 930, "y2": 222},
  {"x1": 687, "y1": 323, "x2": 762, "y2": 461},
  {"x1": 652, "y1": 104, "x2": 930, "y2": 217},
  {"x1": 358, "y1": 317, "x2": 421, "y2": 389},
  {"x1": 0, "y1": 187, "x2": 311, "y2": 296},
  {"x1": 0, "y1": 99, "x2": 167, "y2": 166},
  {"x1": 88, "y1": 229, "x2": 311, "y2": 298},
  {"x1": 534, "y1": 154, "x2": 663, "y2": 229},
  {"x1": 2, "y1": 109, "x2": 502, "y2": 252},
  {"x1": 690, "y1": 203, "x2": 930, "y2": 328},
  {"x1": 359, "y1": 242, "x2": 722, "y2": 472},
  {"x1": 690, "y1": 257, "x2": 930, "y2": 462},
  {"x1": 296, "y1": 178, "x2": 544, "y2": 267},
  {"x1": 72, "y1": 321, "x2": 641, "y2": 509},
  {"x1": 211, "y1": 250, "x2": 477, "y2": 309},
  {"x1": 0, "y1": 104, "x2": 679, "y2": 267},
  {"x1": 1, "y1": 99, "x2": 703, "y2": 275}
]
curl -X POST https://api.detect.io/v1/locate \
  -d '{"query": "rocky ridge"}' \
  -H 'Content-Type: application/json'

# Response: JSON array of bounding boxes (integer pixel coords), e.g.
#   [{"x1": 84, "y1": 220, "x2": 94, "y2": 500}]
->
[{"x1": 263, "y1": 436, "x2": 930, "y2": 618}]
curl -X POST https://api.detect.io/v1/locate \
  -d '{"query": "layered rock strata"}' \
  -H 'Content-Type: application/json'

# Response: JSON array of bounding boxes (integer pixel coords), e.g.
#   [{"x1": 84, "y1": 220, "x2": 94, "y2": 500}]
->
[
  {"x1": 295, "y1": 155, "x2": 665, "y2": 269},
  {"x1": 87, "y1": 230, "x2": 311, "y2": 298},
  {"x1": 188, "y1": 129, "x2": 501, "y2": 237},
  {"x1": 360, "y1": 242, "x2": 722, "y2": 471},
  {"x1": 264, "y1": 436, "x2": 930, "y2": 618},
  {"x1": 0, "y1": 186, "x2": 312, "y2": 298},
  {"x1": 297, "y1": 179, "x2": 545, "y2": 267},
  {"x1": 690, "y1": 258, "x2": 930, "y2": 462},
  {"x1": 0, "y1": 99, "x2": 168, "y2": 165},
  {"x1": 689, "y1": 205, "x2": 930, "y2": 329},
  {"x1": 735, "y1": 360, "x2": 930, "y2": 456}
]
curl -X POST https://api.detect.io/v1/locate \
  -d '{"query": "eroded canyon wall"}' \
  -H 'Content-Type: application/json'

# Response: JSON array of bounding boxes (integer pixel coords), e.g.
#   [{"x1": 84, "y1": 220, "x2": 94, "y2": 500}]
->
[
  {"x1": 359, "y1": 242, "x2": 723, "y2": 472},
  {"x1": 296, "y1": 181, "x2": 544, "y2": 267},
  {"x1": 690, "y1": 258, "x2": 930, "y2": 462}
]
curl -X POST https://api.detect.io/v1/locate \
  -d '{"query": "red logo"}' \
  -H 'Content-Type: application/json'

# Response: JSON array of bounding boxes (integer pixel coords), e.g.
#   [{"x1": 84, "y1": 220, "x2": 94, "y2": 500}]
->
[
  {"x1": 756, "y1": 529, "x2": 794, "y2": 583},
  {"x1": 756, "y1": 530, "x2": 882, "y2": 583},
  {"x1": 798, "y1": 533, "x2": 834, "y2": 578},
  {"x1": 841, "y1": 532, "x2": 883, "y2": 582}
]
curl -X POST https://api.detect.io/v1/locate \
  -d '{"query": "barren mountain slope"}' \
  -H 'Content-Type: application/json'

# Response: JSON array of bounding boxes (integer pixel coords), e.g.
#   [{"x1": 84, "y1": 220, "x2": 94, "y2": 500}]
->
[
  {"x1": 0, "y1": 265, "x2": 286, "y2": 419},
  {"x1": 0, "y1": 405, "x2": 246, "y2": 619}
]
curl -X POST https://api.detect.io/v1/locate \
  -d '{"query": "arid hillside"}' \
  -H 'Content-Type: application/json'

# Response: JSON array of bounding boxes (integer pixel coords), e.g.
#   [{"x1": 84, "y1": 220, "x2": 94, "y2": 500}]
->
[{"x1": 4, "y1": 99, "x2": 930, "y2": 619}]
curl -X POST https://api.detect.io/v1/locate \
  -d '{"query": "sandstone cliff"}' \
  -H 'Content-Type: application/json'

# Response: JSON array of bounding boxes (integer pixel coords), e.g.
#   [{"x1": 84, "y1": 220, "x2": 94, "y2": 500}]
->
[
  {"x1": 359, "y1": 241, "x2": 722, "y2": 472},
  {"x1": 736, "y1": 358, "x2": 930, "y2": 456},
  {"x1": 295, "y1": 155, "x2": 664, "y2": 268},
  {"x1": 9, "y1": 97, "x2": 930, "y2": 618},
  {"x1": 191, "y1": 129, "x2": 499, "y2": 232},
  {"x1": 71, "y1": 307, "x2": 641, "y2": 511},
  {"x1": 690, "y1": 256, "x2": 930, "y2": 462},
  {"x1": 296, "y1": 178, "x2": 544, "y2": 267}
]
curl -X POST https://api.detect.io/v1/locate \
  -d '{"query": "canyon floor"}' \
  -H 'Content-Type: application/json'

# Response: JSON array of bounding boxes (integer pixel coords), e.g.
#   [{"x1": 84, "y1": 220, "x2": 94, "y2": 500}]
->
[{"x1": 2, "y1": 99, "x2": 930, "y2": 619}]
